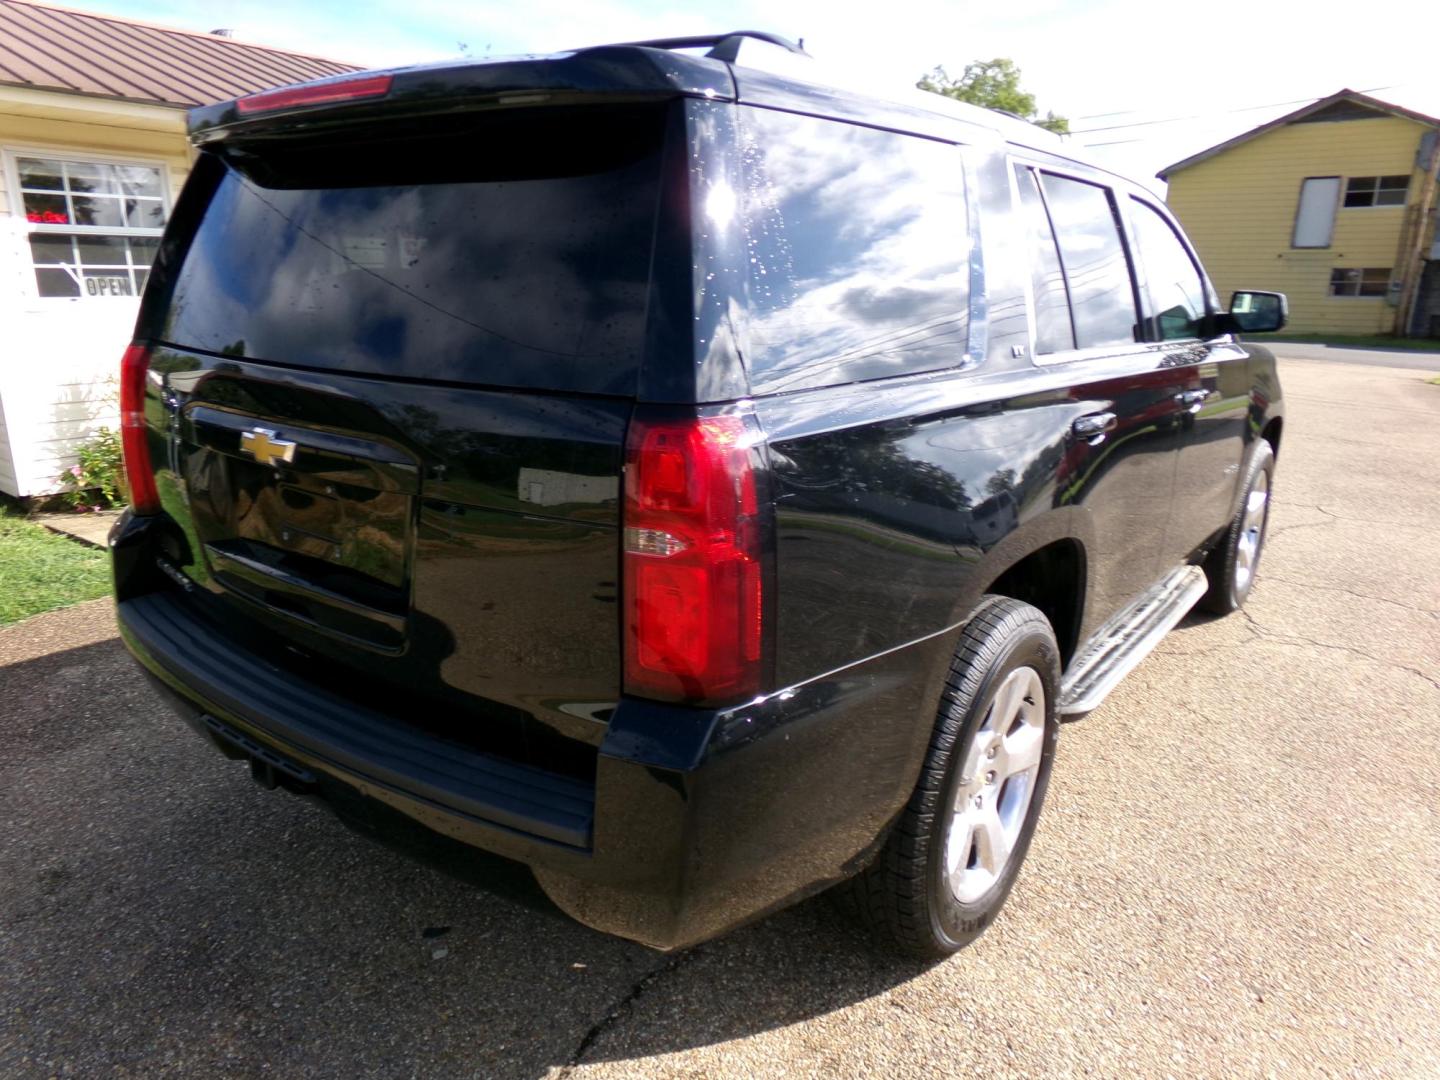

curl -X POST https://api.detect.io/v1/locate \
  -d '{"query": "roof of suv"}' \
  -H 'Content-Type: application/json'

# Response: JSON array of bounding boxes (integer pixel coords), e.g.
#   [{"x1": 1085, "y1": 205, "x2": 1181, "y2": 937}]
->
[{"x1": 185, "y1": 32, "x2": 1087, "y2": 167}]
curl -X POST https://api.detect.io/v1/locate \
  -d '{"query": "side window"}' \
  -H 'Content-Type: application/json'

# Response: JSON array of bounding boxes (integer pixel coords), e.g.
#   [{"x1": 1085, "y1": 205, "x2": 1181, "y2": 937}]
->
[
  {"x1": 1012, "y1": 165, "x2": 1074, "y2": 355},
  {"x1": 1037, "y1": 173, "x2": 1138, "y2": 350},
  {"x1": 1130, "y1": 199, "x2": 1209, "y2": 340},
  {"x1": 737, "y1": 109, "x2": 971, "y2": 393}
]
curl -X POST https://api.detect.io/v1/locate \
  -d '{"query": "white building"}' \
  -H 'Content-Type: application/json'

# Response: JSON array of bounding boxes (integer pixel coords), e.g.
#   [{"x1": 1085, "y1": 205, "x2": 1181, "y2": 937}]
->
[{"x1": 0, "y1": 0, "x2": 354, "y2": 497}]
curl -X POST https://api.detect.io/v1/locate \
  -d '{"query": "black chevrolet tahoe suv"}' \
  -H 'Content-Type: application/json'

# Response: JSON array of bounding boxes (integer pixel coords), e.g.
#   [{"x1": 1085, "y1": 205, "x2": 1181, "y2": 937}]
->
[{"x1": 111, "y1": 32, "x2": 1287, "y2": 958}]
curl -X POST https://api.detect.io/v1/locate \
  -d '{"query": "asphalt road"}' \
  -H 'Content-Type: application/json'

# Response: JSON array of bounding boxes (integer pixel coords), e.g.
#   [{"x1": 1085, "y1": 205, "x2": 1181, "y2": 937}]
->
[
  {"x1": 1259, "y1": 341, "x2": 1440, "y2": 371},
  {"x1": 2, "y1": 356, "x2": 1437, "y2": 1078}
]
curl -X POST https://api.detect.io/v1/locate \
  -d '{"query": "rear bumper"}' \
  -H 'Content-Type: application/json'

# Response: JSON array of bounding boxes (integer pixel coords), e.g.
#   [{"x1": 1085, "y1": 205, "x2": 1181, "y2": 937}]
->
[{"x1": 115, "y1": 518, "x2": 957, "y2": 950}]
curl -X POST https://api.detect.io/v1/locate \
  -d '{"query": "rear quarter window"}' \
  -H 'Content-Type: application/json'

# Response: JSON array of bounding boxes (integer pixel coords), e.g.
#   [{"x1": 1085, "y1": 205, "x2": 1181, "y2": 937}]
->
[
  {"x1": 160, "y1": 106, "x2": 666, "y2": 395},
  {"x1": 736, "y1": 108, "x2": 972, "y2": 394}
]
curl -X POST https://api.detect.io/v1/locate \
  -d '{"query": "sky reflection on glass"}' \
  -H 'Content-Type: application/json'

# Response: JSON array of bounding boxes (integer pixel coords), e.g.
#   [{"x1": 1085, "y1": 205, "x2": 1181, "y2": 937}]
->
[
  {"x1": 165, "y1": 139, "x2": 661, "y2": 394},
  {"x1": 737, "y1": 109, "x2": 971, "y2": 394}
]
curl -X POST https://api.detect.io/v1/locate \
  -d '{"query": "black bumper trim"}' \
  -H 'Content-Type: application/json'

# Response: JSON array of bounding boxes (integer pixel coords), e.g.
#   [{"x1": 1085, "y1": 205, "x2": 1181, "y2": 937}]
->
[{"x1": 119, "y1": 590, "x2": 595, "y2": 848}]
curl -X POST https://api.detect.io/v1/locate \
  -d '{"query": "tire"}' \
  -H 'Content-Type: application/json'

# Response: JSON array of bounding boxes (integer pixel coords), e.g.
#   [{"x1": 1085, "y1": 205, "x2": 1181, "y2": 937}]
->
[
  {"x1": 839, "y1": 596, "x2": 1061, "y2": 959},
  {"x1": 1199, "y1": 441, "x2": 1275, "y2": 615}
]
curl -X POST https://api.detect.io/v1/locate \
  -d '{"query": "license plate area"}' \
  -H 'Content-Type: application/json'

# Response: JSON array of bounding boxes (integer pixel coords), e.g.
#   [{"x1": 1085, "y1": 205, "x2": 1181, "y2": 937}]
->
[{"x1": 180, "y1": 405, "x2": 419, "y2": 650}]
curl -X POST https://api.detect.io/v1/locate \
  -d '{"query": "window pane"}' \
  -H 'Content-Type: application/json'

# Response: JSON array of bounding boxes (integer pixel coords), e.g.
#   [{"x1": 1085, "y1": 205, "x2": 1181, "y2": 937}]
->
[
  {"x1": 1375, "y1": 189, "x2": 1406, "y2": 206},
  {"x1": 1131, "y1": 199, "x2": 1207, "y2": 340},
  {"x1": 19, "y1": 157, "x2": 64, "y2": 190},
  {"x1": 1040, "y1": 174, "x2": 1137, "y2": 349},
  {"x1": 737, "y1": 108, "x2": 972, "y2": 391},
  {"x1": 75, "y1": 235, "x2": 128, "y2": 264},
  {"x1": 22, "y1": 191, "x2": 71, "y2": 224},
  {"x1": 35, "y1": 268, "x2": 80, "y2": 297},
  {"x1": 124, "y1": 196, "x2": 167, "y2": 229},
  {"x1": 1014, "y1": 165, "x2": 1074, "y2": 354},
  {"x1": 1342, "y1": 191, "x2": 1373, "y2": 207},
  {"x1": 129, "y1": 238, "x2": 160, "y2": 264},
  {"x1": 1294, "y1": 177, "x2": 1340, "y2": 245},
  {"x1": 164, "y1": 104, "x2": 667, "y2": 393},
  {"x1": 115, "y1": 164, "x2": 163, "y2": 197},
  {"x1": 1344, "y1": 177, "x2": 1371, "y2": 192},
  {"x1": 29, "y1": 234, "x2": 74, "y2": 264},
  {"x1": 64, "y1": 160, "x2": 118, "y2": 195},
  {"x1": 134, "y1": 269, "x2": 149, "y2": 293},
  {"x1": 1359, "y1": 268, "x2": 1390, "y2": 296},
  {"x1": 70, "y1": 194, "x2": 127, "y2": 228},
  {"x1": 1380, "y1": 175, "x2": 1409, "y2": 188}
]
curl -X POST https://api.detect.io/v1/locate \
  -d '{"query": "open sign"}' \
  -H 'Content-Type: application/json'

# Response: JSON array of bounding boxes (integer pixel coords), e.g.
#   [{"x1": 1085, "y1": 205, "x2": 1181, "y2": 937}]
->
[{"x1": 85, "y1": 276, "x2": 134, "y2": 297}]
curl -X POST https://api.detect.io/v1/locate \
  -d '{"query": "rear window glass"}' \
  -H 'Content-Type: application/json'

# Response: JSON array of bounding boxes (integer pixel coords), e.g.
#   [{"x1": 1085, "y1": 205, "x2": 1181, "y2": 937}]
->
[
  {"x1": 161, "y1": 107, "x2": 665, "y2": 394},
  {"x1": 737, "y1": 108, "x2": 971, "y2": 394}
]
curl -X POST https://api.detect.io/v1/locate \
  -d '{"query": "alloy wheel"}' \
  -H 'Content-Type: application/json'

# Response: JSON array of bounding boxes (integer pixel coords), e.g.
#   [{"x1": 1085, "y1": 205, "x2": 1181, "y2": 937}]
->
[
  {"x1": 1235, "y1": 469, "x2": 1270, "y2": 593},
  {"x1": 945, "y1": 666, "x2": 1046, "y2": 904}
]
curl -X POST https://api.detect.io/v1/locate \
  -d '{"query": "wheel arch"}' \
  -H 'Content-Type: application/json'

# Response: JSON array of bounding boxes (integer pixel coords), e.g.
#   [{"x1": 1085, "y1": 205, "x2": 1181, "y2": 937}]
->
[
  {"x1": 1261, "y1": 415, "x2": 1282, "y2": 458},
  {"x1": 948, "y1": 507, "x2": 1093, "y2": 670}
]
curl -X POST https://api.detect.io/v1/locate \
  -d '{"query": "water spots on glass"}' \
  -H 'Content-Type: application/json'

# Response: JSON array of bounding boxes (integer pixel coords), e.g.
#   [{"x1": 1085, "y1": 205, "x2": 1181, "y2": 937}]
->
[{"x1": 733, "y1": 109, "x2": 970, "y2": 394}]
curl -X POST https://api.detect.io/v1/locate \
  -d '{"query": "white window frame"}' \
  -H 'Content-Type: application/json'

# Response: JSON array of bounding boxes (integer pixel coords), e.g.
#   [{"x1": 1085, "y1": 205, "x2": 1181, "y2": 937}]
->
[
  {"x1": 2, "y1": 145, "x2": 174, "y2": 302},
  {"x1": 1328, "y1": 267, "x2": 1391, "y2": 299},
  {"x1": 1341, "y1": 175, "x2": 1409, "y2": 209}
]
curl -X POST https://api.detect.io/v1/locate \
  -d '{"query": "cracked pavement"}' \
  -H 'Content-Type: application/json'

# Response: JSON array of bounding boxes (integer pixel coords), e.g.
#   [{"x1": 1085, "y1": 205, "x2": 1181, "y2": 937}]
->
[{"x1": 2, "y1": 356, "x2": 1437, "y2": 1078}]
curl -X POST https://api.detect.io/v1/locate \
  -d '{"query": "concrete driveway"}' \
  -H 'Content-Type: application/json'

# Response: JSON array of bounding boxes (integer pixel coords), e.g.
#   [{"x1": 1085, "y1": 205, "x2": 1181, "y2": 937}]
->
[{"x1": 2, "y1": 357, "x2": 1436, "y2": 1078}]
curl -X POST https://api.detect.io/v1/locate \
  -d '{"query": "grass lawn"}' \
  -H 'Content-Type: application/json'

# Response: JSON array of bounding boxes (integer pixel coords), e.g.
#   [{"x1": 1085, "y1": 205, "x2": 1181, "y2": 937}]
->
[
  {"x1": 0, "y1": 509, "x2": 111, "y2": 626},
  {"x1": 1251, "y1": 333, "x2": 1440, "y2": 352}
]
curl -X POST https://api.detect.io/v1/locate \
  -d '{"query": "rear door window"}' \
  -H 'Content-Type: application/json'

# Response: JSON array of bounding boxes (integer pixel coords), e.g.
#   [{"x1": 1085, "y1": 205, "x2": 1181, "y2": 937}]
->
[
  {"x1": 736, "y1": 108, "x2": 972, "y2": 394},
  {"x1": 1036, "y1": 172, "x2": 1139, "y2": 351},
  {"x1": 161, "y1": 106, "x2": 666, "y2": 394}
]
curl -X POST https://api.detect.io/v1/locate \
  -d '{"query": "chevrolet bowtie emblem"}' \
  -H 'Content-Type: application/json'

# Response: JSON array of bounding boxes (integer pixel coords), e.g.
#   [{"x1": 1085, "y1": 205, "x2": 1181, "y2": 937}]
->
[{"x1": 239, "y1": 427, "x2": 296, "y2": 468}]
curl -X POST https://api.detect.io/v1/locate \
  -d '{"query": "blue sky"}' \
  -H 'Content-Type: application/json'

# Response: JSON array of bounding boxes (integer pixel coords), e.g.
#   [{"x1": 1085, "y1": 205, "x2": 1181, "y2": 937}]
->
[{"x1": 63, "y1": 0, "x2": 1440, "y2": 185}]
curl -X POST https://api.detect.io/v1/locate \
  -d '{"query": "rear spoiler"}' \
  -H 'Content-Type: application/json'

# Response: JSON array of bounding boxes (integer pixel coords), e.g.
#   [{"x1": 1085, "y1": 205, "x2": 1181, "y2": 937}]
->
[{"x1": 187, "y1": 46, "x2": 736, "y2": 145}]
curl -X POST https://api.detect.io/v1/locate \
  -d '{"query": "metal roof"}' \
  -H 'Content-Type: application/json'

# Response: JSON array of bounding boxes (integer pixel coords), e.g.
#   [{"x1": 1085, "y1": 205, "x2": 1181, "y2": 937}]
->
[
  {"x1": 0, "y1": 0, "x2": 359, "y2": 109},
  {"x1": 1157, "y1": 89, "x2": 1440, "y2": 180}
]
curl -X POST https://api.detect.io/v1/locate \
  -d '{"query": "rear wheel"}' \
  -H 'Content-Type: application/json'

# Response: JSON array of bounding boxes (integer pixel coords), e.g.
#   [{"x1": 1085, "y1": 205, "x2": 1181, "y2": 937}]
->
[
  {"x1": 1200, "y1": 441, "x2": 1274, "y2": 614},
  {"x1": 839, "y1": 596, "x2": 1060, "y2": 958}
]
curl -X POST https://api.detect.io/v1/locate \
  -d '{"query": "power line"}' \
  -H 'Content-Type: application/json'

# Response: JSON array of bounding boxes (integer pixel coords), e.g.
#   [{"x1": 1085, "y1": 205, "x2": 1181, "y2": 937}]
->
[{"x1": 1066, "y1": 85, "x2": 1393, "y2": 136}]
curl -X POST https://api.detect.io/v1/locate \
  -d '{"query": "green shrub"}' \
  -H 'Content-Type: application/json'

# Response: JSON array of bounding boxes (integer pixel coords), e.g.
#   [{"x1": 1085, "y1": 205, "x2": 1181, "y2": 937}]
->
[{"x1": 59, "y1": 427, "x2": 125, "y2": 511}]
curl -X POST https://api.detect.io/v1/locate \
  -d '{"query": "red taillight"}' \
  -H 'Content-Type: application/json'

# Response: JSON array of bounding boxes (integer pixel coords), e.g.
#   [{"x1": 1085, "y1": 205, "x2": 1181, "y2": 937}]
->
[
  {"x1": 235, "y1": 73, "x2": 393, "y2": 115},
  {"x1": 623, "y1": 413, "x2": 763, "y2": 704},
  {"x1": 120, "y1": 343, "x2": 160, "y2": 515}
]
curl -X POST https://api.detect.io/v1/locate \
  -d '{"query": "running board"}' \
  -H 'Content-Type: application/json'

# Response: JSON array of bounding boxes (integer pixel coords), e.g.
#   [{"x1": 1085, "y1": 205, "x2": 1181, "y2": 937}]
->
[{"x1": 1058, "y1": 566, "x2": 1208, "y2": 716}]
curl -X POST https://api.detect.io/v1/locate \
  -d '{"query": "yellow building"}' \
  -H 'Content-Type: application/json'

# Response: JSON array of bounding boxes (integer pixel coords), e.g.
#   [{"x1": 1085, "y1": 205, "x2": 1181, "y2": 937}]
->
[
  {"x1": 1160, "y1": 89, "x2": 1440, "y2": 338},
  {"x1": 0, "y1": 0, "x2": 355, "y2": 497}
]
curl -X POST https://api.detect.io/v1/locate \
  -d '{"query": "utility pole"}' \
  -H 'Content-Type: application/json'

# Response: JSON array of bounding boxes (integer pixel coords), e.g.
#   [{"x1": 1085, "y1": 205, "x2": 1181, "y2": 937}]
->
[{"x1": 1394, "y1": 129, "x2": 1440, "y2": 338}]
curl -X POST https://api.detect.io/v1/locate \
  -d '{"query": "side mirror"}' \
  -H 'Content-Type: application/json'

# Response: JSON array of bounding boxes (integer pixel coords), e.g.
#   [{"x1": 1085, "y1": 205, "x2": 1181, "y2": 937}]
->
[{"x1": 1227, "y1": 290, "x2": 1288, "y2": 333}]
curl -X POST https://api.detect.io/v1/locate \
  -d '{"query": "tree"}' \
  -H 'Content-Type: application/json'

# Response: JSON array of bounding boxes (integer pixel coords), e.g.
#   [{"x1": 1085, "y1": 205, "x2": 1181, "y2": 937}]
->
[{"x1": 917, "y1": 59, "x2": 1069, "y2": 134}]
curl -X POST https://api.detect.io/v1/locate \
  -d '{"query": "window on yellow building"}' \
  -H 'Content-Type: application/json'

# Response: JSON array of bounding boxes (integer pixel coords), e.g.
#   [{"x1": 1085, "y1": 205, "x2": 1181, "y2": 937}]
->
[
  {"x1": 1343, "y1": 176, "x2": 1408, "y2": 208},
  {"x1": 1329, "y1": 268, "x2": 1390, "y2": 297},
  {"x1": 1293, "y1": 177, "x2": 1340, "y2": 248}
]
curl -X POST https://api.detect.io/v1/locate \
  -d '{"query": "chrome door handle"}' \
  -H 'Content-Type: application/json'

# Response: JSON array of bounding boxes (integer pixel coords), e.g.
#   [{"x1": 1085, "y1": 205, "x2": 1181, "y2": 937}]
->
[
  {"x1": 1175, "y1": 389, "x2": 1209, "y2": 408},
  {"x1": 1072, "y1": 412, "x2": 1117, "y2": 439}
]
